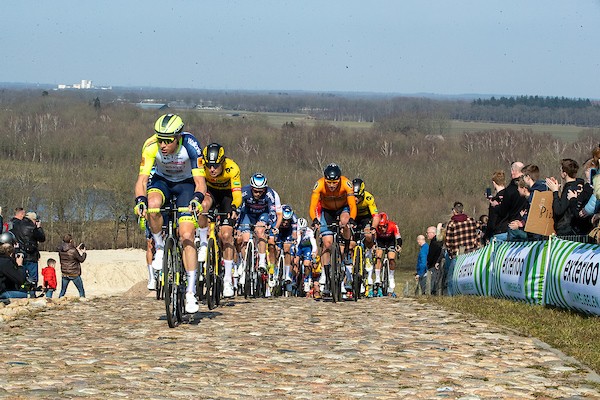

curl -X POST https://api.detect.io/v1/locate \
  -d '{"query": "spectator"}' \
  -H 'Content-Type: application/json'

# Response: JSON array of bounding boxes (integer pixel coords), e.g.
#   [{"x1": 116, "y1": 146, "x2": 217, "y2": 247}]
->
[
  {"x1": 444, "y1": 201, "x2": 480, "y2": 295},
  {"x1": 569, "y1": 158, "x2": 594, "y2": 235},
  {"x1": 478, "y1": 215, "x2": 488, "y2": 245},
  {"x1": 8, "y1": 207, "x2": 25, "y2": 231},
  {"x1": 521, "y1": 164, "x2": 548, "y2": 201},
  {"x1": 490, "y1": 162, "x2": 528, "y2": 242},
  {"x1": 10, "y1": 211, "x2": 46, "y2": 294},
  {"x1": 0, "y1": 231, "x2": 28, "y2": 300},
  {"x1": 484, "y1": 170, "x2": 506, "y2": 243},
  {"x1": 41, "y1": 258, "x2": 58, "y2": 298},
  {"x1": 546, "y1": 159, "x2": 582, "y2": 236},
  {"x1": 58, "y1": 234, "x2": 87, "y2": 298},
  {"x1": 415, "y1": 234, "x2": 428, "y2": 295},
  {"x1": 426, "y1": 225, "x2": 443, "y2": 295},
  {"x1": 507, "y1": 177, "x2": 531, "y2": 240}
]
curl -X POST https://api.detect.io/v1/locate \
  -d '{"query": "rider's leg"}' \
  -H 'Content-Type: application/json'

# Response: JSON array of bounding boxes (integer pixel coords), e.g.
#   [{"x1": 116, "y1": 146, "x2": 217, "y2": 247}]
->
[
  {"x1": 147, "y1": 190, "x2": 165, "y2": 248},
  {"x1": 146, "y1": 238, "x2": 155, "y2": 289},
  {"x1": 283, "y1": 243, "x2": 292, "y2": 282},
  {"x1": 255, "y1": 223, "x2": 267, "y2": 269},
  {"x1": 179, "y1": 220, "x2": 198, "y2": 289},
  {"x1": 388, "y1": 250, "x2": 397, "y2": 290},
  {"x1": 220, "y1": 225, "x2": 235, "y2": 283},
  {"x1": 374, "y1": 247, "x2": 383, "y2": 284}
]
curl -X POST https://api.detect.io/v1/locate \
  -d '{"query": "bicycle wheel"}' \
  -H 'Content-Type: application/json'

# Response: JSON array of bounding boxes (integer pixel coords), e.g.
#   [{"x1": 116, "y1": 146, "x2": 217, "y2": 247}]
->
[
  {"x1": 352, "y1": 245, "x2": 363, "y2": 302},
  {"x1": 382, "y1": 257, "x2": 390, "y2": 297},
  {"x1": 163, "y1": 237, "x2": 179, "y2": 328},
  {"x1": 244, "y1": 241, "x2": 254, "y2": 299},
  {"x1": 330, "y1": 241, "x2": 340, "y2": 303},
  {"x1": 214, "y1": 241, "x2": 222, "y2": 307},
  {"x1": 155, "y1": 268, "x2": 164, "y2": 300},
  {"x1": 275, "y1": 254, "x2": 285, "y2": 297},
  {"x1": 206, "y1": 237, "x2": 217, "y2": 310}
]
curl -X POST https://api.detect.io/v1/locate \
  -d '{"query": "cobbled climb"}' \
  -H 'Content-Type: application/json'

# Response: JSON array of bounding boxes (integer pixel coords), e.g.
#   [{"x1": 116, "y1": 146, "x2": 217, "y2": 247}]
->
[{"x1": 1, "y1": 295, "x2": 599, "y2": 399}]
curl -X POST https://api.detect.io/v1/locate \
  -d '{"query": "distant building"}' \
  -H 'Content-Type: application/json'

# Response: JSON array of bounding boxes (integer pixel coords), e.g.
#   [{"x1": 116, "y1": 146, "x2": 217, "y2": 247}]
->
[{"x1": 56, "y1": 79, "x2": 110, "y2": 90}]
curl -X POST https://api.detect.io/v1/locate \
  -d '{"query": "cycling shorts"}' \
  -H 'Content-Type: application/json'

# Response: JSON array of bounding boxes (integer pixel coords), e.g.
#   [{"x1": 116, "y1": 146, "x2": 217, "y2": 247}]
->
[
  {"x1": 318, "y1": 206, "x2": 350, "y2": 236},
  {"x1": 206, "y1": 187, "x2": 235, "y2": 226},
  {"x1": 297, "y1": 245, "x2": 313, "y2": 261},
  {"x1": 276, "y1": 227, "x2": 295, "y2": 243},
  {"x1": 375, "y1": 237, "x2": 396, "y2": 252},
  {"x1": 147, "y1": 175, "x2": 195, "y2": 220}
]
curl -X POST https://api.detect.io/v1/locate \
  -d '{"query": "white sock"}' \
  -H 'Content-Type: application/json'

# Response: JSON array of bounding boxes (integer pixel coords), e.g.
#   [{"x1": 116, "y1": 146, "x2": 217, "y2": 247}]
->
[
  {"x1": 186, "y1": 270, "x2": 197, "y2": 294},
  {"x1": 147, "y1": 265, "x2": 153, "y2": 280},
  {"x1": 375, "y1": 269, "x2": 381, "y2": 282},
  {"x1": 198, "y1": 227, "x2": 208, "y2": 244},
  {"x1": 284, "y1": 265, "x2": 291, "y2": 278},
  {"x1": 367, "y1": 269, "x2": 373, "y2": 281},
  {"x1": 153, "y1": 233, "x2": 164, "y2": 249},
  {"x1": 259, "y1": 253, "x2": 266, "y2": 266},
  {"x1": 224, "y1": 259, "x2": 234, "y2": 282}
]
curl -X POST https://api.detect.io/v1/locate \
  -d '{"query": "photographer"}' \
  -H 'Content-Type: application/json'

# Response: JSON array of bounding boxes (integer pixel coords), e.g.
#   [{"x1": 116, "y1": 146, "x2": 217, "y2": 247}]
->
[
  {"x1": 10, "y1": 211, "x2": 46, "y2": 292},
  {"x1": 0, "y1": 232, "x2": 28, "y2": 300},
  {"x1": 58, "y1": 234, "x2": 87, "y2": 298}
]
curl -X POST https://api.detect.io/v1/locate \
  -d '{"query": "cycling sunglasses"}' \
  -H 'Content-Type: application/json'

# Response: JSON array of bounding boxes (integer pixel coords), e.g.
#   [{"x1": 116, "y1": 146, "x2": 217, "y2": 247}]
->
[
  {"x1": 325, "y1": 179, "x2": 340, "y2": 185},
  {"x1": 157, "y1": 137, "x2": 176, "y2": 144}
]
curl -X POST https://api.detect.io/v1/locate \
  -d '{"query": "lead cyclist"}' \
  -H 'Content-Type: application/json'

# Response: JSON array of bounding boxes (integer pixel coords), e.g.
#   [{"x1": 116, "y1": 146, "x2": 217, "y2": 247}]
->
[{"x1": 134, "y1": 114, "x2": 207, "y2": 314}]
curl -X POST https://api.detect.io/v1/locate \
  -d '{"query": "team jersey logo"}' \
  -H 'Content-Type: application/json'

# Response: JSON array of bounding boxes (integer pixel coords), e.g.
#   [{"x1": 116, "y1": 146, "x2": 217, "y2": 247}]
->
[{"x1": 313, "y1": 181, "x2": 319, "y2": 190}]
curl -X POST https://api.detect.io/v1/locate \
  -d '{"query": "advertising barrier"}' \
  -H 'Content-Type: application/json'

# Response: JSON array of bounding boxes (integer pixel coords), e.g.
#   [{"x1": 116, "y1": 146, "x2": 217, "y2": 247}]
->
[{"x1": 454, "y1": 244, "x2": 492, "y2": 296}]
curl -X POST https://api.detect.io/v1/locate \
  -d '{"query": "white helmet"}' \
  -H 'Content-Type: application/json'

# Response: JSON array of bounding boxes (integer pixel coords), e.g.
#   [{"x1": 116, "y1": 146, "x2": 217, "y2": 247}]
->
[
  {"x1": 297, "y1": 218, "x2": 308, "y2": 230},
  {"x1": 250, "y1": 173, "x2": 268, "y2": 189}
]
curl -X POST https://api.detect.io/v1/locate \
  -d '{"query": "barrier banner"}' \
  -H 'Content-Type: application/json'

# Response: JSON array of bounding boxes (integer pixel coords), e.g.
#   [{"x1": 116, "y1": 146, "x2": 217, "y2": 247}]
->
[
  {"x1": 491, "y1": 240, "x2": 548, "y2": 304},
  {"x1": 453, "y1": 245, "x2": 492, "y2": 296},
  {"x1": 544, "y1": 237, "x2": 600, "y2": 315}
]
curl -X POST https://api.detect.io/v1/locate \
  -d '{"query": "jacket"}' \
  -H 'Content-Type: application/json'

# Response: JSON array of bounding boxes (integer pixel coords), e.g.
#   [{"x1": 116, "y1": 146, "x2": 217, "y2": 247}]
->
[
  {"x1": 0, "y1": 254, "x2": 27, "y2": 294},
  {"x1": 58, "y1": 242, "x2": 86, "y2": 277},
  {"x1": 10, "y1": 218, "x2": 46, "y2": 262}
]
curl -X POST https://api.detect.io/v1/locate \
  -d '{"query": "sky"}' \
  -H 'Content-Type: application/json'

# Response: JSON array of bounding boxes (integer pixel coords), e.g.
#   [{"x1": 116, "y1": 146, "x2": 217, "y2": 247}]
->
[{"x1": 3, "y1": 1, "x2": 600, "y2": 98}]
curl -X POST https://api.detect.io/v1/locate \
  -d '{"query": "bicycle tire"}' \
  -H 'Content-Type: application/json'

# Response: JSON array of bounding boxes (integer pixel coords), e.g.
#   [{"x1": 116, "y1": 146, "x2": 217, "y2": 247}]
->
[
  {"x1": 244, "y1": 241, "x2": 254, "y2": 299},
  {"x1": 206, "y1": 237, "x2": 217, "y2": 310},
  {"x1": 214, "y1": 240, "x2": 222, "y2": 307},
  {"x1": 352, "y1": 245, "x2": 363, "y2": 302},
  {"x1": 155, "y1": 269, "x2": 164, "y2": 300},
  {"x1": 330, "y1": 242, "x2": 340, "y2": 303},
  {"x1": 382, "y1": 257, "x2": 390, "y2": 297},
  {"x1": 275, "y1": 254, "x2": 285, "y2": 297},
  {"x1": 163, "y1": 237, "x2": 179, "y2": 328}
]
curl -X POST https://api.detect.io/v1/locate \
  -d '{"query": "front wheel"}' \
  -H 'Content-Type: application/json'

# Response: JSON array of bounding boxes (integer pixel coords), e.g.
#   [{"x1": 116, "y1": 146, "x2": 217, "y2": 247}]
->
[
  {"x1": 381, "y1": 258, "x2": 390, "y2": 297},
  {"x1": 330, "y1": 242, "x2": 341, "y2": 303},
  {"x1": 163, "y1": 237, "x2": 180, "y2": 328},
  {"x1": 352, "y1": 245, "x2": 364, "y2": 302},
  {"x1": 206, "y1": 237, "x2": 218, "y2": 310}
]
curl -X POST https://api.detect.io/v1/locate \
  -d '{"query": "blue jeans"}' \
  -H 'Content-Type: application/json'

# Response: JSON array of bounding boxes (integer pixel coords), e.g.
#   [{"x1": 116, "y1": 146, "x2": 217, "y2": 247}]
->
[
  {"x1": 45, "y1": 289, "x2": 55, "y2": 298},
  {"x1": 23, "y1": 260, "x2": 39, "y2": 284},
  {"x1": 59, "y1": 276, "x2": 85, "y2": 298},
  {"x1": 445, "y1": 255, "x2": 457, "y2": 296},
  {"x1": 0, "y1": 291, "x2": 28, "y2": 299},
  {"x1": 493, "y1": 233, "x2": 508, "y2": 243}
]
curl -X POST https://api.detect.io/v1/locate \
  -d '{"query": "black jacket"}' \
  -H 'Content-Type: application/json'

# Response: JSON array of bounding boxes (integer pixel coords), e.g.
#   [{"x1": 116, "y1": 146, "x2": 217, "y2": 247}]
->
[
  {"x1": 10, "y1": 218, "x2": 46, "y2": 262},
  {"x1": 0, "y1": 254, "x2": 27, "y2": 294},
  {"x1": 492, "y1": 178, "x2": 528, "y2": 235},
  {"x1": 427, "y1": 237, "x2": 443, "y2": 269}
]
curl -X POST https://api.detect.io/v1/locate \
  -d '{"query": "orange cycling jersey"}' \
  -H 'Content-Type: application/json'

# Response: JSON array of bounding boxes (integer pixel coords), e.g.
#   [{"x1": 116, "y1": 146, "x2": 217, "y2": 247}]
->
[{"x1": 309, "y1": 176, "x2": 357, "y2": 220}]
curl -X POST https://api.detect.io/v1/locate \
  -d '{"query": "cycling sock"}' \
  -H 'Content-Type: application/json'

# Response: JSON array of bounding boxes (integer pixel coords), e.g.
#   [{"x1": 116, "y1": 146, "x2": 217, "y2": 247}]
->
[
  {"x1": 375, "y1": 269, "x2": 381, "y2": 282},
  {"x1": 258, "y1": 253, "x2": 266, "y2": 267},
  {"x1": 224, "y1": 259, "x2": 234, "y2": 281},
  {"x1": 147, "y1": 265, "x2": 153, "y2": 280},
  {"x1": 153, "y1": 233, "x2": 164, "y2": 249},
  {"x1": 367, "y1": 269, "x2": 373, "y2": 282},
  {"x1": 186, "y1": 270, "x2": 197, "y2": 294},
  {"x1": 198, "y1": 227, "x2": 208, "y2": 244},
  {"x1": 284, "y1": 265, "x2": 291, "y2": 279}
]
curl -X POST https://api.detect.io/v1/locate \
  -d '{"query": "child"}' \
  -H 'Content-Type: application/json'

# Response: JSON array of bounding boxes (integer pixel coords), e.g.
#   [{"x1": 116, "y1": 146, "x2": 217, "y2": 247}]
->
[{"x1": 41, "y1": 258, "x2": 58, "y2": 298}]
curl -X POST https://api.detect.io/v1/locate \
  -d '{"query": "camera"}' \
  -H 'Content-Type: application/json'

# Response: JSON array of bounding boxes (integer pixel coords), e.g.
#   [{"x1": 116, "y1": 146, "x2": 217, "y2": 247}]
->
[
  {"x1": 79, "y1": 243, "x2": 85, "y2": 249},
  {"x1": 485, "y1": 187, "x2": 492, "y2": 198}
]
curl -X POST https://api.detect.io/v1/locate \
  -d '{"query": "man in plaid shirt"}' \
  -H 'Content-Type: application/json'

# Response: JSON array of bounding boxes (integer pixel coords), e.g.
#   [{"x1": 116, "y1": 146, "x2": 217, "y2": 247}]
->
[{"x1": 444, "y1": 201, "x2": 480, "y2": 295}]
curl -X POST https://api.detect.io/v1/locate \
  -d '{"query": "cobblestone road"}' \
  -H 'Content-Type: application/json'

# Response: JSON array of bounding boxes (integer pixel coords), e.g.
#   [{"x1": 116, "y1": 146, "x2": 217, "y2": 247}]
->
[{"x1": 1, "y1": 295, "x2": 599, "y2": 399}]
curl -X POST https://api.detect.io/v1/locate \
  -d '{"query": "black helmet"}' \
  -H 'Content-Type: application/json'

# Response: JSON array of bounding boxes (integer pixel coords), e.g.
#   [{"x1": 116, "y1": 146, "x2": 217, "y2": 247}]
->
[
  {"x1": 203, "y1": 143, "x2": 225, "y2": 166},
  {"x1": 0, "y1": 231, "x2": 16, "y2": 245},
  {"x1": 323, "y1": 163, "x2": 341, "y2": 181},
  {"x1": 352, "y1": 178, "x2": 365, "y2": 197}
]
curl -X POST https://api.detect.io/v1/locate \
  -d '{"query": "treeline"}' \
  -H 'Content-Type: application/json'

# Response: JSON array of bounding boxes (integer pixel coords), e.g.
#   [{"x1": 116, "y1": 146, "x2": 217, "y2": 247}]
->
[
  {"x1": 1, "y1": 90, "x2": 600, "y2": 262},
  {"x1": 473, "y1": 95, "x2": 594, "y2": 109}
]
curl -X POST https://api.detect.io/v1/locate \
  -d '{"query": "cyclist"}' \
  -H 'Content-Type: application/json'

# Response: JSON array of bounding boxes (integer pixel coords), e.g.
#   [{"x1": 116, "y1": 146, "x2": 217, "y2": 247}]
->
[
  {"x1": 373, "y1": 212, "x2": 402, "y2": 297},
  {"x1": 293, "y1": 218, "x2": 319, "y2": 297},
  {"x1": 134, "y1": 114, "x2": 207, "y2": 314},
  {"x1": 196, "y1": 143, "x2": 242, "y2": 298},
  {"x1": 309, "y1": 163, "x2": 357, "y2": 294},
  {"x1": 350, "y1": 178, "x2": 380, "y2": 272},
  {"x1": 238, "y1": 173, "x2": 282, "y2": 295},
  {"x1": 275, "y1": 204, "x2": 298, "y2": 285}
]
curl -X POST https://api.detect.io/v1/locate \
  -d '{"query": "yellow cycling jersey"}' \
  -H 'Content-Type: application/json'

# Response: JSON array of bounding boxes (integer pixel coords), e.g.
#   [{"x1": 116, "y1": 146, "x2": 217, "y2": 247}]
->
[
  {"x1": 356, "y1": 191, "x2": 378, "y2": 218},
  {"x1": 138, "y1": 133, "x2": 203, "y2": 181},
  {"x1": 199, "y1": 158, "x2": 243, "y2": 207}
]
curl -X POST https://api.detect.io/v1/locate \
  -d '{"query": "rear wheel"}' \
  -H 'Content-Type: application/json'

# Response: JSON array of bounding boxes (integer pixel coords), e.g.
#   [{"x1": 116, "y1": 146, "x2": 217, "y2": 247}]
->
[
  {"x1": 244, "y1": 241, "x2": 254, "y2": 299},
  {"x1": 352, "y1": 245, "x2": 363, "y2": 302},
  {"x1": 155, "y1": 268, "x2": 164, "y2": 300},
  {"x1": 163, "y1": 237, "x2": 179, "y2": 328},
  {"x1": 330, "y1": 242, "x2": 341, "y2": 303}
]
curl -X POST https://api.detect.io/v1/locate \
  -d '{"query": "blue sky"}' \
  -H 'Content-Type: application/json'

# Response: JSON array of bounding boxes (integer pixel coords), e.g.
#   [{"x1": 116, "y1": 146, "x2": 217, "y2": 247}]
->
[{"x1": 3, "y1": 1, "x2": 600, "y2": 98}]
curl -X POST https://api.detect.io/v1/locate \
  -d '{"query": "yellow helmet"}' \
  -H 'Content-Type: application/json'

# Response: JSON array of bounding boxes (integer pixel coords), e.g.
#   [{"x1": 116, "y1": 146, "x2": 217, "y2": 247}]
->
[{"x1": 154, "y1": 114, "x2": 184, "y2": 138}]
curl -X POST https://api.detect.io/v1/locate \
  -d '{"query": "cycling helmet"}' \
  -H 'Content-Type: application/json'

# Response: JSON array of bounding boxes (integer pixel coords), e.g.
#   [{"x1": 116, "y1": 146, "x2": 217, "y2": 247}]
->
[
  {"x1": 250, "y1": 173, "x2": 268, "y2": 189},
  {"x1": 203, "y1": 143, "x2": 225, "y2": 165},
  {"x1": 154, "y1": 114, "x2": 184, "y2": 138},
  {"x1": 352, "y1": 178, "x2": 365, "y2": 197},
  {"x1": 297, "y1": 218, "x2": 308, "y2": 230},
  {"x1": 378, "y1": 212, "x2": 388, "y2": 227},
  {"x1": 0, "y1": 231, "x2": 16, "y2": 245},
  {"x1": 324, "y1": 163, "x2": 342, "y2": 181},
  {"x1": 282, "y1": 205, "x2": 293, "y2": 220}
]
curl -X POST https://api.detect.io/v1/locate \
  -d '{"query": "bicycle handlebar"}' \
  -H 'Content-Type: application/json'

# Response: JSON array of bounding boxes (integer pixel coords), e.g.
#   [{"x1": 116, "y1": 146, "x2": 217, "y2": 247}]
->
[{"x1": 147, "y1": 207, "x2": 196, "y2": 213}]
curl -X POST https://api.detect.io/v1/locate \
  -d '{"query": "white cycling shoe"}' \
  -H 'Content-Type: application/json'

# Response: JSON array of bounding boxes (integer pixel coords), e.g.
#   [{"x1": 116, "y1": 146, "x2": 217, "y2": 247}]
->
[
  {"x1": 147, "y1": 275, "x2": 156, "y2": 290},
  {"x1": 388, "y1": 275, "x2": 396, "y2": 290},
  {"x1": 151, "y1": 248, "x2": 164, "y2": 271},
  {"x1": 223, "y1": 281, "x2": 235, "y2": 298},
  {"x1": 185, "y1": 292, "x2": 199, "y2": 314}
]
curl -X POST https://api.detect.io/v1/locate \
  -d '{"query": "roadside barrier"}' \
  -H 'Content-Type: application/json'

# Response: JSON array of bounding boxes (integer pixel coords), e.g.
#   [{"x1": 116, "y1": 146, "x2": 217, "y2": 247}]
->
[{"x1": 451, "y1": 236, "x2": 600, "y2": 315}]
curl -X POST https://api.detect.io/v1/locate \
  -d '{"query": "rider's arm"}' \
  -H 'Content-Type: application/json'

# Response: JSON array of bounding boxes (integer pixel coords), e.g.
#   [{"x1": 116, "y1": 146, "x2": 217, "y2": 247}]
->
[
  {"x1": 343, "y1": 178, "x2": 357, "y2": 219},
  {"x1": 229, "y1": 161, "x2": 243, "y2": 209},
  {"x1": 273, "y1": 190, "x2": 283, "y2": 229},
  {"x1": 309, "y1": 231, "x2": 318, "y2": 254},
  {"x1": 134, "y1": 174, "x2": 150, "y2": 199},
  {"x1": 309, "y1": 180, "x2": 323, "y2": 221}
]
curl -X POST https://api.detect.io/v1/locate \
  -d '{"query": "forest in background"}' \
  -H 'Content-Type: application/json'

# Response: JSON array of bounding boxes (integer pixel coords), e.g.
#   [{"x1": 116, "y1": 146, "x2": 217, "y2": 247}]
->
[{"x1": 0, "y1": 89, "x2": 599, "y2": 263}]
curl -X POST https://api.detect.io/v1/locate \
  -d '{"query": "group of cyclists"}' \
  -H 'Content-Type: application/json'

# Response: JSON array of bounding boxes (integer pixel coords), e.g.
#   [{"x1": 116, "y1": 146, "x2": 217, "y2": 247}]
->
[{"x1": 133, "y1": 114, "x2": 403, "y2": 314}]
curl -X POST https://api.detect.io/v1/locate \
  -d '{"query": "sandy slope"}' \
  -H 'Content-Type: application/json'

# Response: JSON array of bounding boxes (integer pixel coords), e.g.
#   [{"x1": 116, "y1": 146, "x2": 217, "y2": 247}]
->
[{"x1": 38, "y1": 249, "x2": 147, "y2": 298}]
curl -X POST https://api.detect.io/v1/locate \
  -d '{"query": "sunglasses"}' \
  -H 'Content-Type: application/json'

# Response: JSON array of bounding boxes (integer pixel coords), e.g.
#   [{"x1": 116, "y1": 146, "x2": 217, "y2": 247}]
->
[
  {"x1": 325, "y1": 179, "x2": 340, "y2": 185},
  {"x1": 206, "y1": 163, "x2": 220, "y2": 170},
  {"x1": 252, "y1": 188, "x2": 266, "y2": 194},
  {"x1": 157, "y1": 137, "x2": 176, "y2": 144}
]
